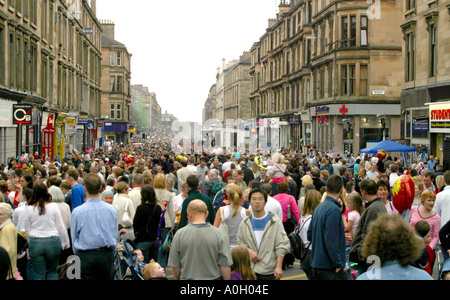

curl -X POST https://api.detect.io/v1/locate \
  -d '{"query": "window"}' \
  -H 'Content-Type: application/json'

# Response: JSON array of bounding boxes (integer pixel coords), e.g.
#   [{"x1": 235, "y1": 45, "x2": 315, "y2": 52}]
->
[
  {"x1": 429, "y1": 24, "x2": 437, "y2": 77},
  {"x1": 116, "y1": 104, "x2": 122, "y2": 120},
  {"x1": 306, "y1": 39, "x2": 311, "y2": 65},
  {"x1": 328, "y1": 64, "x2": 333, "y2": 97},
  {"x1": 9, "y1": 30, "x2": 14, "y2": 86},
  {"x1": 361, "y1": 16, "x2": 368, "y2": 46},
  {"x1": 110, "y1": 103, "x2": 115, "y2": 119},
  {"x1": 350, "y1": 16, "x2": 357, "y2": 46},
  {"x1": 406, "y1": 0, "x2": 415, "y2": 10},
  {"x1": 341, "y1": 65, "x2": 347, "y2": 96},
  {"x1": 110, "y1": 76, "x2": 115, "y2": 92},
  {"x1": 110, "y1": 51, "x2": 115, "y2": 66},
  {"x1": 341, "y1": 16, "x2": 348, "y2": 47},
  {"x1": 349, "y1": 65, "x2": 355, "y2": 95},
  {"x1": 360, "y1": 64, "x2": 368, "y2": 96},
  {"x1": 286, "y1": 87, "x2": 290, "y2": 110},
  {"x1": 306, "y1": 79, "x2": 311, "y2": 103},
  {"x1": 31, "y1": 44, "x2": 38, "y2": 92},
  {"x1": 405, "y1": 32, "x2": 415, "y2": 82},
  {"x1": 319, "y1": 67, "x2": 325, "y2": 99},
  {"x1": 117, "y1": 51, "x2": 122, "y2": 66},
  {"x1": 117, "y1": 76, "x2": 123, "y2": 93},
  {"x1": 286, "y1": 52, "x2": 290, "y2": 74}
]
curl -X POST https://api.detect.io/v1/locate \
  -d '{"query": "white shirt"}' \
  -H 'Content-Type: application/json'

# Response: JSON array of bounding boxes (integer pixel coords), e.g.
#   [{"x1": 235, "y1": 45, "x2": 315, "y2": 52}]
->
[
  {"x1": 173, "y1": 193, "x2": 186, "y2": 214},
  {"x1": 299, "y1": 215, "x2": 313, "y2": 249},
  {"x1": 366, "y1": 170, "x2": 379, "y2": 179},
  {"x1": 23, "y1": 203, "x2": 70, "y2": 249},
  {"x1": 222, "y1": 161, "x2": 232, "y2": 174},
  {"x1": 389, "y1": 173, "x2": 399, "y2": 188},
  {"x1": 249, "y1": 196, "x2": 283, "y2": 220}
]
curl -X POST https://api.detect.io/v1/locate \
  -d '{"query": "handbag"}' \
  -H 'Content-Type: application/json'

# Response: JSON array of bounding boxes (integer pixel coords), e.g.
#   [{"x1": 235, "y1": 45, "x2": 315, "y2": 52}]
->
[
  {"x1": 160, "y1": 229, "x2": 173, "y2": 253},
  {"x1": 286, "y1": 197, "x2": 298, "y2": 227},
  {"x1": 288, "y1": 216, "x2": 311, "y2": 261},
  {"x1": 122, "y1": 199, "x2": 133, "y2": 228},
  {"x1": 219, "y1": 206, "x2": 230, "y2": 244}
]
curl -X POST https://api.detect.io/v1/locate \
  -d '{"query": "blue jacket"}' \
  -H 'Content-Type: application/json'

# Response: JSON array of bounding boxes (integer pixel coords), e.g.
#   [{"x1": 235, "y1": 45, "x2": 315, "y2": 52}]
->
[{"x1": 307, "y1": 196, "x2": 346, "y2": 270}]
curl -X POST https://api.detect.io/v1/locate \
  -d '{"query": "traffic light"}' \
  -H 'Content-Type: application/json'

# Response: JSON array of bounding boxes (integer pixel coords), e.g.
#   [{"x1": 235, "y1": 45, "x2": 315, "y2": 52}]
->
[
  {"x1": 381, "y1": 118, "x2": 386, "y2": 131},
  {"x1": 347, "y1": 122, "x2": 351, "y2": 132},
  {"x1": 142, "y1": 133, "x2": 146, "y2": 141}
]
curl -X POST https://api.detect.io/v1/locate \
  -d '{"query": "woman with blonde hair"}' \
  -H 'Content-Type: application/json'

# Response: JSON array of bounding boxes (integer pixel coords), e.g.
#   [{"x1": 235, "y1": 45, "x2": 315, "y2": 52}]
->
[
  {"x1": 299, "y1": 189, "x2": 321, "y2": 279},
  {"x1": 214, "y1": 183, "x2": 250, "y2": 249},
  {"x1": 153, "y1": 174, "x2": 175, "y2": 269}
]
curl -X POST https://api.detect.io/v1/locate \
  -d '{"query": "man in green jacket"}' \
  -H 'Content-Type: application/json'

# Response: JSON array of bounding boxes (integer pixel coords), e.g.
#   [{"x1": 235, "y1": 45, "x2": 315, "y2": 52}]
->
[{"x1": 178, "y1": 175, "x2": 216, "y2": 229}]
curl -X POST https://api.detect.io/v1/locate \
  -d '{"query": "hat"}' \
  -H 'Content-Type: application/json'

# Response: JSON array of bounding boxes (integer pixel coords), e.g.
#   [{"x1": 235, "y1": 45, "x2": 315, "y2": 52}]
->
[{"x1": 101, "y1": 190, "x2": 114, "y2": 198}]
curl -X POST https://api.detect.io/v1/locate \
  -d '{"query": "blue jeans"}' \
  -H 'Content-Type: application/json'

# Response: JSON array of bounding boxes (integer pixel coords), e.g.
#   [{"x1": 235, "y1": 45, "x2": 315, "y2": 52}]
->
[
  {"x1": 28, "y1": 237, "x2": 62, "y2": 280},
  {"x1": 136, "y1": 241, "x2": 158, "y2": 264}
]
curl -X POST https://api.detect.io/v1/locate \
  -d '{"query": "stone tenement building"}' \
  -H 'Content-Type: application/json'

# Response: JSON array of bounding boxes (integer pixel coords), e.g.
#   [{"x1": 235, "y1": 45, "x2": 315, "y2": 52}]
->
[
  {"x1": 400, "y1": 0, "x2": 450, "y2": 168},
  {"x1": 250, "y1": 0, "x2": 404, "y2": 154},
  {"x1": 0, "y1": 0, "x2": 102, "y2": 161}
]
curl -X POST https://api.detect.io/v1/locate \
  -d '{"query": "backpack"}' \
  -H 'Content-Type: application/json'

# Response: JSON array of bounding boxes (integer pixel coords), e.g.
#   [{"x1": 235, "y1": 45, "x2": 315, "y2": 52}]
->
[
  {"x1": 288, "y1": 216, "x2": 311, "y2": 261},
  {"x1": 211, "y1": 181, "x2": 225, "y2": 199}
]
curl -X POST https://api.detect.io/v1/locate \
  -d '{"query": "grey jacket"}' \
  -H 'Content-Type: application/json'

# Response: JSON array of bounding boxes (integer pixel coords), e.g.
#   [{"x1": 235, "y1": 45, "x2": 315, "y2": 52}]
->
[
  {"x1": 350, "y1": 197, "x2": 387, "y2": 259},
  {"x1": 237, "y1": 213, "x2": 290, "y2": 275}
]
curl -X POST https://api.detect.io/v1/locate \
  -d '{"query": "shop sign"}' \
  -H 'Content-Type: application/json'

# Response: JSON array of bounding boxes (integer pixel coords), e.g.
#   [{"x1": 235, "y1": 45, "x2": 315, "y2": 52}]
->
[
  {"x1": 315, "y1": 106, "x2": 329, "y2": 115},
  {"x1": 13, "y1": 104, "x2": 33, "y2": 124},
  {"x1": 430, "y1": 103, "x2": 450, "y2": 133},
  {"x1": 289, "y1": 115, "x2": 301, "y2": 124}
]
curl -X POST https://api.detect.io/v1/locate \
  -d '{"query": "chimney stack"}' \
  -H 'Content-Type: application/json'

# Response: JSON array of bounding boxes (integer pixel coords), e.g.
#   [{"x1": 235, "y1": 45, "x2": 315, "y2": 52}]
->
[{"x1": 100, "y1": 20, "x2": 115, "y2": 40}]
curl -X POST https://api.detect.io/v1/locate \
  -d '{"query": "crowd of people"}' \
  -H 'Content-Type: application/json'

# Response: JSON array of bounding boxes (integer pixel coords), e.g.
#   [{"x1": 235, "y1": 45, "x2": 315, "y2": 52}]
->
[{"x1": 0, "y1": 135, "x2": 450, "y2": 281}]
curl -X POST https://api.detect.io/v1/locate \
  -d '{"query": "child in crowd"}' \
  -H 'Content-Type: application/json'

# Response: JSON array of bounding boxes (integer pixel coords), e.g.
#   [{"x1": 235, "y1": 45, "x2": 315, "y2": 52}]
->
[
  {"x1": 345, "y1": 193, "x2": 364, "y2": 265},
  {"x1": 269, "y1": 153, "x2": 286, "y2": 185},
  {"x1": 412, "y1": 220, "x2": 435, "y2": 276},
  {"x1": 230, "y1": 246, "x2": 256, "y2": 280},
  {"x1": 132, "y1": 249, "x2": 147, "y2": 275},
  {"x1": 142, "y1": 260, "x2": 167, "y2": 280}
]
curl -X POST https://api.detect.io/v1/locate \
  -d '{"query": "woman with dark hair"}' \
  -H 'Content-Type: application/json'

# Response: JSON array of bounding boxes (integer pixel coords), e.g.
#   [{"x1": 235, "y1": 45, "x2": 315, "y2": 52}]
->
[
  {"x1": 133, "y1": 185, "x2": 163, "y2": 263},
  {"x1": 20, "y1": 173, "x2": 34, "y2": 199},
  {"x1": 23, "y1": 182, "x2": 70, "y2": 280}
]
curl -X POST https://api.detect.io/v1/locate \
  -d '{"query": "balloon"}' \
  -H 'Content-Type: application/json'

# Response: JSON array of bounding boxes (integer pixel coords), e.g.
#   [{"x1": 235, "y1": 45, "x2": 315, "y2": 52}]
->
[
  {"x1": 392, "y1": 175, "x2": 415, "y2": 214},
  {"x1": 255, "y1": 156, "x2": 267, "y2": 171}
]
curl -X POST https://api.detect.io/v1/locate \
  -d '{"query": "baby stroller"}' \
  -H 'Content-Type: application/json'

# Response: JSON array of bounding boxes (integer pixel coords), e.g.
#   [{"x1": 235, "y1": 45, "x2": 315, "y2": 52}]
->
[{"x1": 114, "y1": 239, "x2": 144, "y2": 280}]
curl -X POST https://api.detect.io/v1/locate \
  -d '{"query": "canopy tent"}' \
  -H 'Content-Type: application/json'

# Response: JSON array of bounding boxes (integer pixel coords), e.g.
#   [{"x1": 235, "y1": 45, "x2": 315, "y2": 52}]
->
[
  {"x1": 360, "y1": 140, "x2": 417, "y2": 167},
  {"x1": 360, "y1": 140, "x2": 416, "y2": 154}
]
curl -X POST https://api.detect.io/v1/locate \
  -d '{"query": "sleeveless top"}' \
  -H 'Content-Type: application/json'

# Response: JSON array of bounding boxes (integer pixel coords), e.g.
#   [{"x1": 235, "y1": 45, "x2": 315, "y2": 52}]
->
[{"x1": 223, "y1": 205, "x2": 247, "y2": 248}]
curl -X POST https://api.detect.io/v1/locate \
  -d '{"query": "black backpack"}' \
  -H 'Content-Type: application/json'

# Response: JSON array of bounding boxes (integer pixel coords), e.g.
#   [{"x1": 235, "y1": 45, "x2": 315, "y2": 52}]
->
[{"x1": 288, "y1": 216, "x2": 311, "y2": 261}]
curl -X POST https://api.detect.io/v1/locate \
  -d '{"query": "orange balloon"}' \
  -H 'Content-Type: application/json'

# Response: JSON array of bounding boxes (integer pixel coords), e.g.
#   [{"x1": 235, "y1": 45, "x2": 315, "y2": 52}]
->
[{"x1": 392, "y1": 175, "x2": 415, "y2": 213}]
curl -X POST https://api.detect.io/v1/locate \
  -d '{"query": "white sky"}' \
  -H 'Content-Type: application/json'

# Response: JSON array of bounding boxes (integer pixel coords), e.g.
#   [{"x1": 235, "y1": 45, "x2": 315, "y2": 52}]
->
[{"x1": 96, "y1": 0, "x2": 280, "y2": 124}]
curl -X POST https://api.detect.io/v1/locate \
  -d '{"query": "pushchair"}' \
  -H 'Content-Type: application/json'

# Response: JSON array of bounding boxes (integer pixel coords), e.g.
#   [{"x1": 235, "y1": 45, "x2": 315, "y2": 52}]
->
[{"x1": 114, "y1": 239, "x2": 144, "y2": 280}]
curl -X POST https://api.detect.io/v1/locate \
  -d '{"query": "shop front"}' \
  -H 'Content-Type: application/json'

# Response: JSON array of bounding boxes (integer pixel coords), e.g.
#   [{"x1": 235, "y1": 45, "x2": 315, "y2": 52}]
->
[
  {"x1": 0, "y1": 99, "x2": 17, "y2": 164},
  {"x1": 103, "y1": 122, "x2": 129, "y2": 144},
  {"x1": 308, "y1": 103, "x2": 401, "y2": 155},
  {"x1": 429, "y1": 102, "x2": 450, "y2": 170},
  {"x1": 41, "y1": 112, "x2": 56, "y2": 161}
]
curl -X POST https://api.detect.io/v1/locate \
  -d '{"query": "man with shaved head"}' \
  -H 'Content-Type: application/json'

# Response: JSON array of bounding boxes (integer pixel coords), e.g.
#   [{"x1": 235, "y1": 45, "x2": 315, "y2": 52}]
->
[{"x1": 168, "y1": 200, "x2": 232, "y2": 280}]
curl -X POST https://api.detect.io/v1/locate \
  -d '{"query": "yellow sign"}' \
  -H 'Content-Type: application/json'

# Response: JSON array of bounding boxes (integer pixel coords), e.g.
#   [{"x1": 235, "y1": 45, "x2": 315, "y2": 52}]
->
[{"x1": 66, "y1": 118, "x2": 76, "y2": 125}]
